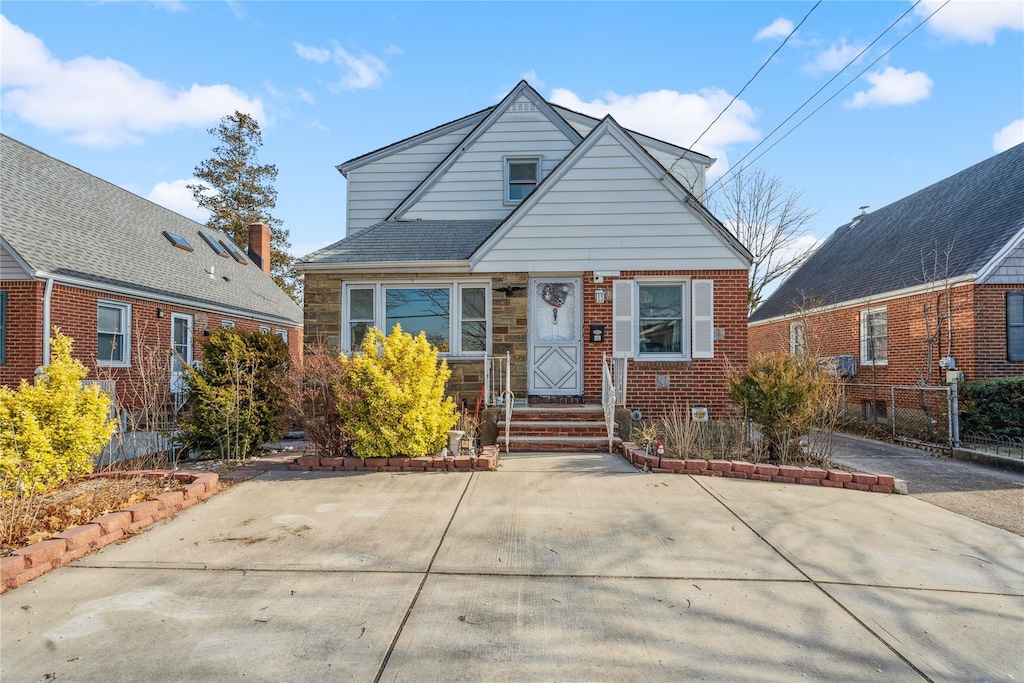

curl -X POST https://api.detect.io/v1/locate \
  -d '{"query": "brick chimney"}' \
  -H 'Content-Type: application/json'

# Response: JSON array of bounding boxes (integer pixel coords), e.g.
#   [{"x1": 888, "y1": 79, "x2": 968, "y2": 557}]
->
[{"x1": 247, "y1": 222, "x2": 271, "y2": 275}]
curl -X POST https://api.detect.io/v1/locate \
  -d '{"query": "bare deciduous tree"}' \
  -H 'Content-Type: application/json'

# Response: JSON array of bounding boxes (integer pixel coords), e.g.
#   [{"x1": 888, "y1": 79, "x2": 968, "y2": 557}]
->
[{"x1": 713, "y1": 168, "x2": 818, "y2": 312}]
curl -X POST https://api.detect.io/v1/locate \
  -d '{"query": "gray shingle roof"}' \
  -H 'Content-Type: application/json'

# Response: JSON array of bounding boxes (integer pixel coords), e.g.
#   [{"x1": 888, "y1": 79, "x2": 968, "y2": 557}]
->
[
  {"x1": 0, "y1": 135, "x2": 302, "y2": 326},
  {"x1": 750, "y1": 143, "x2": 1024, "y2": 323},
  {"x1": 297, "y1": 220, "x2": 501, "y2": 265}
]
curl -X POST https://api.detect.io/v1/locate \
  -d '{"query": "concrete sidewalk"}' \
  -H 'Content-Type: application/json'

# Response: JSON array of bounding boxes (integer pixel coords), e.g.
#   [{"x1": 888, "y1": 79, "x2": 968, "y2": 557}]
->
[
  {"x1": 2, "y1": 452, "x2": 1022, "y2": 682},
  {"x1": 831, "y1": 433, "x2": 1024, "y2": 535}
]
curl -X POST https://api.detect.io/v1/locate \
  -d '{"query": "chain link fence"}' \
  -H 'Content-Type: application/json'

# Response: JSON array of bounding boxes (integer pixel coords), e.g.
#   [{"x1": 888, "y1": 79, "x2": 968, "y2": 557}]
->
[{"x1": 838, "y1": 382, "x2": 957, "y2": 448}]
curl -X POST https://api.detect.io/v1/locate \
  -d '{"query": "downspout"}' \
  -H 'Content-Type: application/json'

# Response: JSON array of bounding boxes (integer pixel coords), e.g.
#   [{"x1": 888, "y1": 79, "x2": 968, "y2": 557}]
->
[{"x1": 41, "y1": 277, "x2": 54, "y2": 367}]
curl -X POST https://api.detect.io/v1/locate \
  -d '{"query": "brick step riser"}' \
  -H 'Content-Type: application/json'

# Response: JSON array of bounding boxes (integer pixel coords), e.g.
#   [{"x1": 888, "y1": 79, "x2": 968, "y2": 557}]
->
[
  {"x1": 501, "y1": 427, "x2": 609, "y2": 438},
  {"x1": 507, "y1": 441, "x2": 611, "y2": 453}
]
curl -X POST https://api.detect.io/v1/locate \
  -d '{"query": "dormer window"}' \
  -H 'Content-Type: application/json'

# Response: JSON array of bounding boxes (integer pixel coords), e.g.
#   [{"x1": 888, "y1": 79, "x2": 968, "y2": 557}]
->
[{"x1": 505, "y1": 157, "x2": 539, "y2": 204}]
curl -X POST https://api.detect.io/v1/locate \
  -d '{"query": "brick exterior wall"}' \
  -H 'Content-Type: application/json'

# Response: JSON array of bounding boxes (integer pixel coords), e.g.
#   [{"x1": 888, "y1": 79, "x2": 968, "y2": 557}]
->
[
  {"x1": 0, "y1": 281, "x2": 303, "y2": 410},
  {"x1": 748, "y1": 282, "x2": 1023, "y2": 384},
  {"x1": 303, "y1": 269, "x2": 748, "y2": 419}
]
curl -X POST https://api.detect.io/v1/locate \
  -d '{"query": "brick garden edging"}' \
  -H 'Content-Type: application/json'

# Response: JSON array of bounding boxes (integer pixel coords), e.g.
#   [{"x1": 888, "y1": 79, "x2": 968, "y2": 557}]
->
[
  {"x1": 287, "y1": 445, "x2": 500, "y2": 473},
  {"x1": 1, "y1": 471, "x2": 220, "y2": 593},
  {"x1": 619, "y1": 442, "x2": 896, "y2": 494}
]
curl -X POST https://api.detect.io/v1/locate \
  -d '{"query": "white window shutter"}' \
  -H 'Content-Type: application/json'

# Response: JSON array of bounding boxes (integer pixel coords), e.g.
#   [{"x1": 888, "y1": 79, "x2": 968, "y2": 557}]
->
[
  {"x1": 612, "y1": 280, "x2": 634, "y2": 357},
  {"x1": 692, "y1": 279, "x2": 714, "y2": 358}
]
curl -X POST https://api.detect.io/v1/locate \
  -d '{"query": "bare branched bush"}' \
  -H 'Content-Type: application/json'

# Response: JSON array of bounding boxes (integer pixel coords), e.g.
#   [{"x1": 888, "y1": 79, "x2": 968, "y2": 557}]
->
[{"x1": 290, "y1": 344, "x2": 354, "y2": 458}]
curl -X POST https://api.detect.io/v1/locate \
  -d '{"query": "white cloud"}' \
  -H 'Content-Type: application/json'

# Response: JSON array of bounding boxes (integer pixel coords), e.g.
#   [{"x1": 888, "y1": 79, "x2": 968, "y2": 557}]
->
[
  {"x1": 151, "y1": 0, "x2": 187, "y2": 12},
  {"x1": 519, "y1": 69, "x2": 545, "y2": 88},
  {"x1": 294, "y1": 42, "x2": 331, "y2": 64},
  {"x1": 295, "y1": 87, "x2": 315, "y2": 104},
  {"x1": 383, "y1": 43, "x2": 403, "y2": 56},
  {"x1": 755, "y1": 17, "x2": 794, "y2": 42},
  {"x1": 802, "y1": 38, "x2": 865, "y2": 76},
  {"x1": 993, "y1": 118, "x2": 1024, "y2": 152},
  {"x1": 295, "y1": 40, "x2": 389, "y2": 90},
  {"x1": 308, "y1": 119, "x2": 329, "y2": 132},
  {"x1": 549, "y1": 87, "x2": 760, "y2": 173},
  {"x1": 844, "y1": 66, "x2": 934, "y2": 109},
  {"x1": 0, "y1": 15, "x2": 264, "y2": 148},
  {"x1": 916, "y1": 0, "x2": 1023, "y2": 44},
  {"x1": 146, "y1": 178, "x2": 212, "y2": 222}
]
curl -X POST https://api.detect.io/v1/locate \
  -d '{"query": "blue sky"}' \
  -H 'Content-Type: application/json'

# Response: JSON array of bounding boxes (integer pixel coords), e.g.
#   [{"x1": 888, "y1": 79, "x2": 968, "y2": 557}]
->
[{"x1": 2, "y1": 1, "x2": 1022, "y2": 261}]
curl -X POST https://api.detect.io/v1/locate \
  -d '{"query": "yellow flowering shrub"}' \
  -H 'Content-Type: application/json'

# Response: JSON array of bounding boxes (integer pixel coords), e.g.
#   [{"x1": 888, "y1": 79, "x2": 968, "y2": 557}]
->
[
  {"x1": 0, "y1": 330, "x2": 116, "y2": 495},
  {"x1": 340, "y1": 325, "x2": 459, "y2": 458}
]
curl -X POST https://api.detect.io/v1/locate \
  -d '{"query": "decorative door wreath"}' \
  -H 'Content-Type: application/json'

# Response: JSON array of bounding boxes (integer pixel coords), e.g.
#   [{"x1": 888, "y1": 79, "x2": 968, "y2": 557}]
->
[{"x1": 541, "y1": 283, "x2": 571, "y2": 324}]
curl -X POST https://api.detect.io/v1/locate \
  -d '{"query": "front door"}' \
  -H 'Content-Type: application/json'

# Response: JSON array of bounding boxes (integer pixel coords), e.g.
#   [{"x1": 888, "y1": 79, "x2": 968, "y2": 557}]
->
[
  {"x1": 170, "y1": 313, "x2": 193, "y2": 395},
  {"x1": 528, "y1": 277, "x2": 582, "y2": 395}
]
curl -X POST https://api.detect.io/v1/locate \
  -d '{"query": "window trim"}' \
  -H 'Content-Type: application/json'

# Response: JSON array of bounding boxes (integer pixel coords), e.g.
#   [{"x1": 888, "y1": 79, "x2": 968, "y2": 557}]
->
[
  {"x1": 342, "y1": 280, "x2": 491, "y2": 358},
  {"x1": 635, "y1": 277, "x2": 691, "y2": 361},
  {"x1": 275, "y1": 329, "x2": 288, "y2": 343},
  {"x1": 221, "y1": 319, "x2": 235, "y2": 329},
  {"x1": 96, "y1": 300, "x2": 132, "y2": 367},
  {"x1": 503, "y1": 156, "x2": 541, "y2": 205},
  {"x1": 860, "y1": 306, "x2": 888, "y2": 366},
  {"x1": 1008, "y1": 291, "x2": 1024, "y2": 362},
  {"x1": 259, "y1": 325, "x2": 271, "y2": 334}
]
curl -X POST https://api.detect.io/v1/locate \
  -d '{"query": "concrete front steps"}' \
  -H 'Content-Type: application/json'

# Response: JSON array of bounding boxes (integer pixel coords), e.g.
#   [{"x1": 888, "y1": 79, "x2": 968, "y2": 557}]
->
[{"x1": 499, "y1": 405, "x2": 617, "y2": 453}]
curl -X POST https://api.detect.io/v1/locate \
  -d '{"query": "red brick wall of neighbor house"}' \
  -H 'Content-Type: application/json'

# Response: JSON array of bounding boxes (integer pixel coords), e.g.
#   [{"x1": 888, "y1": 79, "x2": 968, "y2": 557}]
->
[
  {"x1": 0, "y1": 280, "x2": 45, "y2": 386},
  {"x1": 974, "y1": 283, "x2": 1024, "y2": 379},
  {"x1": 1, "y1": 282, "x2": 302, "y2": 410},
  {"x1": 582, "y1": 270, "x2": 749, "y2": 419},
  {"x1": 747, "y1": 283, "x2": 1024, "y2": 384}
]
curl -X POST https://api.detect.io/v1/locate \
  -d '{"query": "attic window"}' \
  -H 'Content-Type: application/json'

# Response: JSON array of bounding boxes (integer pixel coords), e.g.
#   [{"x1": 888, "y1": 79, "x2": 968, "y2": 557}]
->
[
  {"x1": 199, "y1": 231, "x2": 229, "y2": 257},
  {"x1": 162, "y1": 231, "x2": 193, "y2": 252},
  {"x1": 505, "y1": 157, "x2": 539, "y2": 204},
  {"x1": 219, "y1": 239, "x2": 247, "y2": 265}
]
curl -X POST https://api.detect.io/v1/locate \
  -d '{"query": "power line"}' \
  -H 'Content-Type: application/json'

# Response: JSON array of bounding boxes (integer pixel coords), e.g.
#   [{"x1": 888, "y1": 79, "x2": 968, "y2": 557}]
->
[
  {"x1": 687, "y1": 1, "x2": 821, "y2": 153},
  {"x1": 705, "y1": 0, "x2": 948, "y2": 202}
]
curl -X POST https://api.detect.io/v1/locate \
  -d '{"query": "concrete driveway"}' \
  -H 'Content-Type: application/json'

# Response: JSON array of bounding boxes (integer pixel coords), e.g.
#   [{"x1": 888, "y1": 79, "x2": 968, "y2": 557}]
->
[{"x1": 2, "y1": 452, "x2": 1022, "y2": 682}]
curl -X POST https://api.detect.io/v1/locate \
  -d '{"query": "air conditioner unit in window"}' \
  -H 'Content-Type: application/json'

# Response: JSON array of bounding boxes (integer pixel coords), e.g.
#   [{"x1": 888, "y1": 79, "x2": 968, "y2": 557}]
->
[{"x1": 819, "y1": 355, "x2": 856, "y2": 377}]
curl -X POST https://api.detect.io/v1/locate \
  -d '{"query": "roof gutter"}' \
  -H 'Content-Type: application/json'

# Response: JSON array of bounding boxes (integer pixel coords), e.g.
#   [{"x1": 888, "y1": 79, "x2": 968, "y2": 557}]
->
[
  {"x1": 747, "y1": 274, "x2": 978, "y2": 326},
  {"x1": 294, "y1": 260, "x2": 472, "y2": 274},
  {"x1": 41, "y1": 277, "x2": 54, "y2": 367},
  {"x1": 33, "y1": 271, "x2": 302, "y2": 328}
]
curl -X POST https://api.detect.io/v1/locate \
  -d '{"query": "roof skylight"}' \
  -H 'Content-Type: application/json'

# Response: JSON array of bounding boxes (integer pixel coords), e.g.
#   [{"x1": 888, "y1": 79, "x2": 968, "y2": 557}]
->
[
  {"x1": 162, "y1": 231, "x2": 194, "y2": 252},
  {"x1": 199, "y1": 231, "x2": 229, "y2": 257},
  {"x1": 220, "y1": 239, "x2": 247, "y2": 265}
]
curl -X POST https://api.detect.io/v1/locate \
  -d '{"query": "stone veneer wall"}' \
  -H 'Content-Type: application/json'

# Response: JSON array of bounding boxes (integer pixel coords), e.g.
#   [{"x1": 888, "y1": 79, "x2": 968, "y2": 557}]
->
[{"x1": 303, "y1": 271, "x2": 529, "y2": 408}]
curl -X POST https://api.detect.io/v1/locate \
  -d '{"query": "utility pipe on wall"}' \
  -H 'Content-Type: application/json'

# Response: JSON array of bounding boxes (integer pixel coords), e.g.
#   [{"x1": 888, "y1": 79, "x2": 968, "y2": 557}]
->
[{"x1": 41, "y1": 277, "x2": 54, "y2": 366}]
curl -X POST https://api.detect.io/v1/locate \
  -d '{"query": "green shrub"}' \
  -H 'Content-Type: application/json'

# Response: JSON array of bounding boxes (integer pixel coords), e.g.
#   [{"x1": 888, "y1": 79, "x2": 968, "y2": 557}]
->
[
  {"x1": 959, "y1": 377, "x2": 1024, "y2": 439},
  {"x1": 181, "y1": 328, "x2": 289, "y2": 459},
  {"x1": 727, "y1": 352, "x2": 840, "y2": 463},
  {"x1": 0, "y1": 330, "x2": 116, "y2": 494},
  {"x1": 340, "y1": 325, "x2": 459, "y2": 458}
]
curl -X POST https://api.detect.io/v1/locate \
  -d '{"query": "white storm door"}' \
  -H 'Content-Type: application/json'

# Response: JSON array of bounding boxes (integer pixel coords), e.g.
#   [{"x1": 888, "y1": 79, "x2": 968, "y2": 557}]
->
[
  {"x1": 528, "y1": 277, "x2": 582, "y2": 395},
  {"x1": 170, "y1": 313, "x2": 194, "y2": 394}
]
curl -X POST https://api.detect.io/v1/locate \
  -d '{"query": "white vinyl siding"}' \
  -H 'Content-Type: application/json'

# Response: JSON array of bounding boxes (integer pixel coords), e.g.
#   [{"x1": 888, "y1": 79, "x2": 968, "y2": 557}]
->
[
  {"x1": 474, "y1": 131, "x2": 747, "y2": 272},
  {"x1": 402, "y1": 96, "x2": 577, "y2": 221},
  {"x1": 1, "y1": 244, "x2": 32, "y2": 280},
  {"x1": 985, "y1": 242, "x2": 1024, "y2": 284},
  {"x1": 551, "y1": 106, "x2": 706, "y2": 197},
  {"x1": 344, "y1": 123, "x2": 476, "y2": 233}
]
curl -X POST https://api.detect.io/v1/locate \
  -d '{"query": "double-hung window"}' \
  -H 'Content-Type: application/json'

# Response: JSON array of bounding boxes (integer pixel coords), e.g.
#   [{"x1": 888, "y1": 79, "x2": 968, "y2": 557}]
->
[
  {"x1": 0, "y1": 291, "x2": 7, "y2": 365},
  {"x1": 860, "y1": 307, "x2": 887, "y2": 365},
  {"x1": 97, "y1": 301, "x2": 131, "y2": 366},
  {"x1": 344, "y1": 282, "x2": 489, "y2": 357},
  {"x1": 790, "y1": 321, "x2": 806, "y2": 358},
  {"x1": 505, "y1": 157, "x2": 539, "y2": 204},
  {"x1": 1008, "y1": 291, "x2": 1024, "y2": 361},
  {"x1": 637, "y1": 281, "x2": 688, "y2": 358}
]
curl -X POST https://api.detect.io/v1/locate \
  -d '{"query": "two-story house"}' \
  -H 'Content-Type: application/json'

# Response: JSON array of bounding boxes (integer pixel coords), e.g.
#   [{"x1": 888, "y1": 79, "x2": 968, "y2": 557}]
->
[{"x1": 297, "y1": 82, "x2": 751, "y2": 448}]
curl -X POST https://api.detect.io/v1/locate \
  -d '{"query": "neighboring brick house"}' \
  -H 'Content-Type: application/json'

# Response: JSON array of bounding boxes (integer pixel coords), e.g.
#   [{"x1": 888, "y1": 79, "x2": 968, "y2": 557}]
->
[
  {"x1": 749, "y1": 142, "x2": 1024, "y2": 386},
  {"x1": 296, "y1": 81, "x2": 752, "y2": 440},
  {"x1": 0, "y1": 135, "x2": 303, "y2": 413}
]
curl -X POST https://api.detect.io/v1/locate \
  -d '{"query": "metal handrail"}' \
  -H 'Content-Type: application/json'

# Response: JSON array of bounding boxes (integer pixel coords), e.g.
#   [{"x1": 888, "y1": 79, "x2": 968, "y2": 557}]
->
[
  {"x1": 601, "y1": 354, "x2": 627, "y2": 452},
  {"x1": 485, "y1": 352, "x2": 513, "y2": 453}
]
